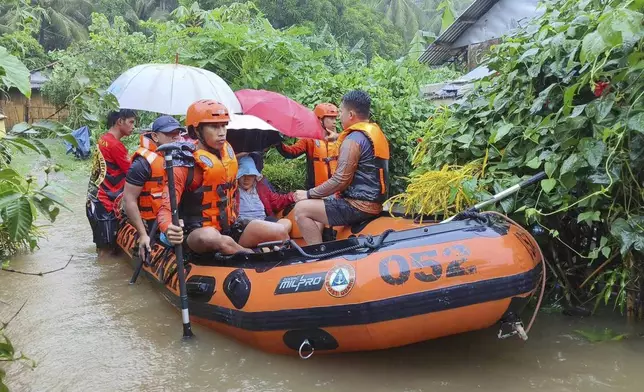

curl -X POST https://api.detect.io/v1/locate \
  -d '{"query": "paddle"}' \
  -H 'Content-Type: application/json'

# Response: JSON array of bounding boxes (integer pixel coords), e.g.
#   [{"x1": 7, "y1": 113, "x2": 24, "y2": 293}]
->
[
  {"x1": 129, "y1": 220, "x2": 158, "y2": 285},
  {"x1": 442, "y1": 171, "x2": 546, "y2": 223},
  {"x1": 157, "y1": 142, "x2": 196, "y2": 339}
]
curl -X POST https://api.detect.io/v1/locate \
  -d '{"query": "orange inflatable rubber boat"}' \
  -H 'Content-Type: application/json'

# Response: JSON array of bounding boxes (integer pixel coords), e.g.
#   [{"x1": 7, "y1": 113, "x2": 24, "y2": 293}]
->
[{"x1": 116, "y1": 210, "x2": 543, "y2": 356}]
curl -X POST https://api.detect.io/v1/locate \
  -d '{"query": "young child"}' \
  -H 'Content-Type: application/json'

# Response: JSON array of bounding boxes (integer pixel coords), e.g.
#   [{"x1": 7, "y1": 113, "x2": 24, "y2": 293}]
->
[{"x1": 236, "y1": 156, "x2": 294, "y2": 234}]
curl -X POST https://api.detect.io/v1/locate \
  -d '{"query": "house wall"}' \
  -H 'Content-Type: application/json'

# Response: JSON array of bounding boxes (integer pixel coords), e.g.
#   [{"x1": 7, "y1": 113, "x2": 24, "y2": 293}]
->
[
  {"x1": 0, "y1": 90, "x2": 67, "y2": 130},
  {"x1": 452, "y1": 0, "x2": 544, "y2": 48},
  {"x1": 467, "y1": 38, "x2": 501, "y2": 70}
]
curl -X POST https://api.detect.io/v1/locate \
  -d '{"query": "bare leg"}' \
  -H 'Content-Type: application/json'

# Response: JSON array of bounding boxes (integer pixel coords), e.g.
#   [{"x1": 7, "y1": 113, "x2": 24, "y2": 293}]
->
[
  {"x1": 316, "y1": 221, "x2": 325, "y2": 239},
  {"x1": 277, "y1": 218, "x2": 293, "y2": 234},
  {"x1": 293, "y1": 199, "x2": 329, "y2": 245},
  {"x1": 238, "y1": 220, "x2": 290, "y2": 248},
  {"x1": 187, "y1": 227, "x2": 251, "y2": 255},
  {"x1": 97, "y1": 248, "x2": 112, "y2": 259}
]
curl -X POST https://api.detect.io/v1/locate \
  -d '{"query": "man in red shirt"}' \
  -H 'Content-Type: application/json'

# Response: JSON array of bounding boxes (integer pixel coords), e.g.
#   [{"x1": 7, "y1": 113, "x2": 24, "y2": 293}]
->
[{"x1": 86, "y1": 109, "x2": 136, "y2": 257}]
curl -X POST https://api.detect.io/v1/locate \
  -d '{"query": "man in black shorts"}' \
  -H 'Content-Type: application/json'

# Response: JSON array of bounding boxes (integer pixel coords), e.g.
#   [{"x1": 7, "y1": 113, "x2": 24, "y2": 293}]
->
[{"x1": 292, "y1": 90, "x2": 390, "y2": 245}]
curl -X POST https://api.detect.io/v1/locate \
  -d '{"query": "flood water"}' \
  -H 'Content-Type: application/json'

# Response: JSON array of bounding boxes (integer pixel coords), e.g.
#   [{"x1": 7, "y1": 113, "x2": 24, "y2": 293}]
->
[{"x1": 2, "y1": 154, "x2": 644, "y2": 392}]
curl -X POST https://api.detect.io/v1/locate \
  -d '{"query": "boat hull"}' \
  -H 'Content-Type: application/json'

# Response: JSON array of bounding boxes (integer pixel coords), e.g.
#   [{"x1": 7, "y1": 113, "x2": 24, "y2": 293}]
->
[{"x1": 116, "y1": 214, "x2": 542, "y2": 355}]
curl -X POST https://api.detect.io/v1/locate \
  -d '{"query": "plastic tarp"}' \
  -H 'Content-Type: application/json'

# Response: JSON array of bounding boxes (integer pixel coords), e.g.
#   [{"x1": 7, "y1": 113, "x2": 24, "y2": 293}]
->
[{"x1": 64, "y1": 125, "x2": 92, "y2": 160}]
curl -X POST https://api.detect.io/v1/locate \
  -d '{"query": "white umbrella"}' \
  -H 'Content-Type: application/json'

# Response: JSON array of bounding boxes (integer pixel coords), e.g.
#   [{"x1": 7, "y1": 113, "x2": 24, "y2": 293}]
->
[
  {"x1": 227, "y1": 113, "x2": 278, "y2": 132},
  {"x1": 107, "y1": 63, "x2": 242, "y2": 115}
]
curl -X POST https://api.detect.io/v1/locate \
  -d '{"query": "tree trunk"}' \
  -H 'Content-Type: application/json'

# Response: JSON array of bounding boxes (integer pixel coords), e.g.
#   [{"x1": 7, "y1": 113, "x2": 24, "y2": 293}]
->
[
  {"x1": 38, "y1": 22, "x2": 45, "y2": 47},
  {"x1": 625, "y1": 252, "x2": 639, "y2": 322}
]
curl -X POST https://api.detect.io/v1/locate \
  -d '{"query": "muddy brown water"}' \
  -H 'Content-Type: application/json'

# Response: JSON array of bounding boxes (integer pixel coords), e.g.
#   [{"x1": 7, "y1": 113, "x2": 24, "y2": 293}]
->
[{"x1": 2, "y1": 159, "x2": 644, "y2": 392}]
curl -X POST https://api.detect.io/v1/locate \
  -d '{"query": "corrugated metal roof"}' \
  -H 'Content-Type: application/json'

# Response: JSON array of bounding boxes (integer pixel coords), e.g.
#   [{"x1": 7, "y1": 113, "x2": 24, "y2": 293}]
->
[{"x1": 418, "y1": 0, "x2": 500, "y2": 65}]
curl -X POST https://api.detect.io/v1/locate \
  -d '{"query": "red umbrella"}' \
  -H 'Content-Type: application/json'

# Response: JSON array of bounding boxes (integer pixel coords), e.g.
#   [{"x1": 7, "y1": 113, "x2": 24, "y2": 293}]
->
[{"x1": 235, "y1": 89, "x2": 325, "y2": 140}]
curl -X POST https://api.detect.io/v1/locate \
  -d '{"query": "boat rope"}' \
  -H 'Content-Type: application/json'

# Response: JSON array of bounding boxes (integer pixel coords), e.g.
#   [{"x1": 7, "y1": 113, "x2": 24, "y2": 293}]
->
[
  {"x1": 450, "y1": 208, "x2": 491, "y2": 225},
  {"x1": 288, "y1": 229, "x2": 396, "y2": 260},
  {"x1": 484, "y1": 211, "x2": 546, "y2": 334},
  {"x1": 299, "y1": 339, "x2": 314, "y2": 359},
  {"x1": 214, "y1": 229, "x2": 396, "y2": 262}
]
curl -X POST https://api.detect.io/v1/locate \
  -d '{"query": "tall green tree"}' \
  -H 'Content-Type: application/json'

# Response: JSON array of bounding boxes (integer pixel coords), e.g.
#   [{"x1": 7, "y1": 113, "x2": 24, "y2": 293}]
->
[
  {"x1": 367, "y1": 0, "x2": 474, "y2": 50},
  {"x1": 369, "y1": 0, "x2": 422, "y2": 42},
  {"x1": 95, "y1": 0, "x2": 179, "y2": 26},
  {"x1": 199, "y1": 0, "x2": 406, "y2": 59},
  {"x1": 0, "y1": 0, "x2": 92, "y2": 51}
]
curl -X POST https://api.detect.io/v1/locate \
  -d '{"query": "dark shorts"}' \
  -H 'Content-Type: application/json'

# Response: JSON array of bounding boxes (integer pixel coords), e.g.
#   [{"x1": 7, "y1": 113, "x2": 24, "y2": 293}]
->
[
  {"x1": 86, "y1": 196, "x2": 118, "y2": 250},
  {"x1": 324, "y1": 197, "x2": 377, "y2": 227},
  {"x1": 182, "y1": 218, "x2": 252, "y2": 244},
  {"x1": 222, "y1": 218, "x2": 252, "y2": 243}
]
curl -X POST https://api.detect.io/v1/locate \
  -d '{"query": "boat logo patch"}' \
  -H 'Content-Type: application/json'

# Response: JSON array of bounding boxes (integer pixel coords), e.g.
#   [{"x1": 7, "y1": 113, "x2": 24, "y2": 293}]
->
[
  {"x1": 274, "y1": 272, "x2": 326, "y2": 295},
  {"x1": 324, "y1": 264, "x2": 356, "y2": 298}
]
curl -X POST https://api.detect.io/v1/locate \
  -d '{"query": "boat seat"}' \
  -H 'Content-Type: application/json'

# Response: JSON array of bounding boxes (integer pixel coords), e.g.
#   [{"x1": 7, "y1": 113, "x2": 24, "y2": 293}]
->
[{"x1": 347, "y1": 215, "x2": 380, "y2": 234}]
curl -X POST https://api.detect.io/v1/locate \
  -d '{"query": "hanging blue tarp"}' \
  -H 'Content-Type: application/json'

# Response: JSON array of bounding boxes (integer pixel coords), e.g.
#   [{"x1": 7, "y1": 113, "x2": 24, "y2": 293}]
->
[{"x1": 64, "y1": 125, "x2": 92, "y2": 160}]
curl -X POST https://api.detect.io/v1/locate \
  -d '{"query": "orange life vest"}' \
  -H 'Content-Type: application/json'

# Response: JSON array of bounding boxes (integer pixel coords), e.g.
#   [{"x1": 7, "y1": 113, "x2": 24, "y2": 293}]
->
[
  {"x1": 311, "y1": 139, "x2": 340, "y2": 187},
  {"x1": 182, "y1": 142, "x2": 238, "y2": 232},
  {"x1": 336, "y1": 122, "x2": 390, "y2": 203},
  {"x1": 131, "y1": 134, "x2": 165, "y2": 220}
]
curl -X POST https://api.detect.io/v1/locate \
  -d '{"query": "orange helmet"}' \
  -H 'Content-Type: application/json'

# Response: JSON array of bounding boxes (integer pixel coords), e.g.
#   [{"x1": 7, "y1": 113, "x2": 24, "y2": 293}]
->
[
  {"x1": 314, "y1": 103, "x2": 338, "y2": 119},
  {"x1": 185, "y1": 99, "x2": 230, "y2": 128}
]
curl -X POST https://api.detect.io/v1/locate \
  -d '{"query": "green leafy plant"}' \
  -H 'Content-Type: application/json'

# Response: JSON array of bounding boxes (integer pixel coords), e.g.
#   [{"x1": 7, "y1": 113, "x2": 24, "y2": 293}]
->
[
  {"x1": 1, "y1": 48, "x2": 75, "y2": 259},
  {"x1": 0, "y1": 30, "x2": 49, "y2": 70},
  {"x1": 0, "y1": 46, "x2": 68, "y2": 392},
  {"x1": 404, "y1": 0, "x2": 644, "y2": 316},
  {"x1": 0, "y1": 121, "x2": 76, "y2": 259},
  {"x1": 201, "y1": 0, "x2": 407, "y2": 60},
  {"x1": 0, "y1": 45, "x2": 31, "y2": 97},
  {"x1": 262, "y1": 150, "x2": 307, "y2": 193}
]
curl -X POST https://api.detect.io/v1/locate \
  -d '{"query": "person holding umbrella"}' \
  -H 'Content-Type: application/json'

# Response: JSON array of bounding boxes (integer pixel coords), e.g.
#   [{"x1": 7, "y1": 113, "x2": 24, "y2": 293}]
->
[
  {"x1": 292, "y1": 90, "x2": 390, "y2": 245},
  {"x1": 275, "y1": 103, "x2": 340, "y2": 189},
  {"x1": 123, "y1": 115, "x2": 183, "y2": 260},
  {"x1": 158, "y1": 100, "x2": 290, "y2": 254}
]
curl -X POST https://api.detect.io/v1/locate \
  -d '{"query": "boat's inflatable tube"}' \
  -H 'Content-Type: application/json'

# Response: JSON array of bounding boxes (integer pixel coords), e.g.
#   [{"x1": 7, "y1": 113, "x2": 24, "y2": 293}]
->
[{"x1": 116, "y1": 213, "x2": 543, "y2": 355}]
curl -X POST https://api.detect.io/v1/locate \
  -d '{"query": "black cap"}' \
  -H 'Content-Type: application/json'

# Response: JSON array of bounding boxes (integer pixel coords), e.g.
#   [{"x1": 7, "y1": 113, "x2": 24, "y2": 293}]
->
[{"x1": 152, "y1": 116, "x2": 185, "y2": 133}]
